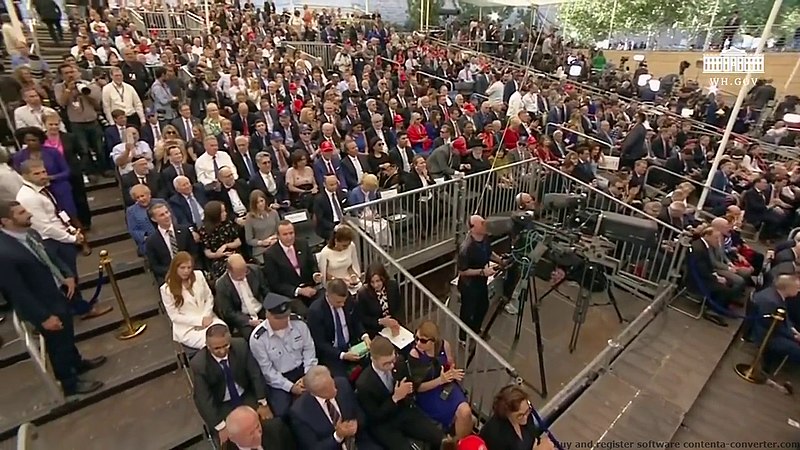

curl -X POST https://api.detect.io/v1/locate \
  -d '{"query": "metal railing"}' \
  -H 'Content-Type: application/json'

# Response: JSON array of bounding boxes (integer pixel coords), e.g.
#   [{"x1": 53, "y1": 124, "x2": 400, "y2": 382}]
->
[
  {"x1": 529, "y1": 163, "x2": 686, "y2": 296},
  {"x1": 346, "y1": 220, "x2": 521, "y2": 420},
  {"x1": 12, "y1": 312, "x2": 64, "y2": 405},
  {"x1": 343, "y1": 158, "x2": 537, "y2": 266},
  {"x1": 284, "y1": 41, "x2": 337, "y2": 70},
  {"x1": 547, "y1": 123, "x2": 615, "y2": 156},
  {"x1": 124, "y1": 8, "x2": 146, "y2": 36},
  {"x1": 417, "y1": 71, "x2": 455, "y2": 90}
]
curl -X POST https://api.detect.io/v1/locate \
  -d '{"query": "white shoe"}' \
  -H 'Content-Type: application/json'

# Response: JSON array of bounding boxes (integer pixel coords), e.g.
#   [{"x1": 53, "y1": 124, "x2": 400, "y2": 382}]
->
[{"x1": 504, "y1": 302, "x2": 519, "y2": 315}]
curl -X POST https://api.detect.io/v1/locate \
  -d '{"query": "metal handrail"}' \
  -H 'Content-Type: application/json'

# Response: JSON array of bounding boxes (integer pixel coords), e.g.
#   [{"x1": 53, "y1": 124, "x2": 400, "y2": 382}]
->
[
  {"x1": 417, "y1": 71, "x2": 454, "y2": 90},
  {"x1": 284, "y1": 44, "x2": 323, "y2": 65},
  {"x1": 12, "y1": 313, "x2": 64, "y2": 404},
  {"x1": 642, "y1": 164, "x2": 730, "y2": 198},
  {"x1": 343, "y1": 157, "x2": 535, "y2": 213},
  {"x1": 542, "y1": 162, "x2": 684, "y2": 234},
  {"x1": 347, "y1": 218, "x2": 520, "y2": 378},
  {"x1": 16, "y1": 423, "x2": 38, "y2": 450}
]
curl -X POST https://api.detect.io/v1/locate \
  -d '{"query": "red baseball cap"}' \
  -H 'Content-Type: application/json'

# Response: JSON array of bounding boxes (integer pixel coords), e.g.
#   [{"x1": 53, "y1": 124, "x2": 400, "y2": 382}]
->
[
  {"x1": 463, "y1": 103, "x2": 476, "y2": 113},
  {"x1": 289, "y1": 82, "x2": 298, "y2": 91},
  {"x1": 320, "y1": 141, "x2": 335, "y2": 152},
  {"x1": 393, "y1": 114, "x2": 404, "y2": 124},
  {"x1": 527, "y1": 136, "x2": 538, "y2": 146},
  {"x1": 458, "y1": 435, "x2": 487, "y2": 450},
  {"x1": 452, "y1": 137, "x2": 467, "y2": 152}
]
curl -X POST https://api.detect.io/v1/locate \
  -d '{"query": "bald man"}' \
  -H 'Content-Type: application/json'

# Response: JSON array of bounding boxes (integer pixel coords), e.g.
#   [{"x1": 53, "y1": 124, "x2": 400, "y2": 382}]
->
[
  {"x1": 215, "y1": 254, "x2": 270, "y2": 338},
  {"x1": 752, "y1": 274, "x2": 800, "y2": 372},
  {"x1": 224, "y1": 406, "x2": 294, "y2": 450},
  {"x1": 709, "y1": 217, "x2": 749, "y2": 293},
  {"x1": 208, "y1": 166, "x2": 252, "y2": 227},
  {"x1": 457, "y1": 215, "x2": 505, "y2": 342}
]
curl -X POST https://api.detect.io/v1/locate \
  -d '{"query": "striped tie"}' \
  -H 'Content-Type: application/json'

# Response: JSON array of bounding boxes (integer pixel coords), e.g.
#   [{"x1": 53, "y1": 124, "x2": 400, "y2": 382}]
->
[{"x1": 167, "y1": 229, "x2": 178, "y2": 256}]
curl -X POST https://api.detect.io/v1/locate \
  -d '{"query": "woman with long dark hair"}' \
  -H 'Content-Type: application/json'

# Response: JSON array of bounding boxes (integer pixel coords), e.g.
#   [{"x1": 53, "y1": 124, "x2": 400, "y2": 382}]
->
[
  {"x1": 200, "y1": 200, "x2": 242, "y2": 280},
  {"x1": 160, "y1": 251, "x2": 224, "y2": 349}
]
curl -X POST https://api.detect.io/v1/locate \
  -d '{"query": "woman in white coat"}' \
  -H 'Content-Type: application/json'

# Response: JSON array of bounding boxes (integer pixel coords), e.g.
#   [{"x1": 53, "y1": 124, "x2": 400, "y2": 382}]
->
[{"x1": 160, "y1": 251, "x2": 225, "y2": 349}]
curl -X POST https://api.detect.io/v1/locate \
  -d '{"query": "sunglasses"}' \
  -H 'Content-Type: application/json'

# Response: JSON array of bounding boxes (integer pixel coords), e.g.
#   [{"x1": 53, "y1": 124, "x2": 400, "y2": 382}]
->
[{"x1": 414, "y1": 336, "x2": 433, "y2": 344}]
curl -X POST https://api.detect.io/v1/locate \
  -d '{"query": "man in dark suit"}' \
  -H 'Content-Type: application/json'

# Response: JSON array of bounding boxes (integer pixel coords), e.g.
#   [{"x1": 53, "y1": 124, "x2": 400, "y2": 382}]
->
[
  {"x1": 169, "y1": 175, "x2": 209, "y2": 228},
  {"x1": 262, "y1": 220, "x2": 320, "y2": 314},
  {"x1": 743, "y1": 176, "x2": 786, "y2": 239},
  {"x1": 249, "y1": 152, "x2": 289, "y2": 206},
  {"x1": 231, "y1": 102, "x2": 257, "y2": 137},
  {"x1": 139, "y1": 110, "x2": 162, "y2": 150},
  {"x1": 0, "y1": 201, "x2": 105, "y2": 395},
  {"x1": 340, "y1": 139, "x2": 370, "y2": 191},
  {"x1": 229, "y1": 135, "x2": 260, "y2": 182},
  {"x1": 121, "y1": 156, "x2": 163, "y2": 206},
  {"x1": 389, "y1": 132, "x2": 415, "y2": 175},
  {"x1": 104, "y1": 109, "x2": 127, "y2": 156},
  {"x1": 313, "y1": 175, "x2": 348, "y2": 241},
  {"x1": 289, "y1": 365, "x2": 381, "y2": 450},
  {"x1": 161, "y1": 145, "x2": 198, "y2": 196},
  {"x1": 215, "y1": 254, "x2": 269, "y2": 338},
  {"x1": 307, "y1": 279, "x2": 368, "y2": 377},
  {"x1": 249, "y1": 119, "x2": 272, "y2": 155},
  {"x1": 774, "y1": 240, "x2": 800, "y2": 266},
  {"x1": 171, "y1": 103, "x2": 201, "y2": 141},
  {"x1": 223, "y1": 406, "x2": 294, "y2": 450},
  {"x1": 313, "y1": 141, "x2": 347, "y2": 189},
  {"x1": 208, "y1": 166, "x2": 252, "y2": 223},
  {"x1": 144, "y1": 202, "x2": 199, "y2": 284},
  {"x1": 690, "y1": 228, "x2": 739, "y2": 326},
  {"x1": 355, "y1": 336, "x2": 444, "y2": 450},
  {"x1": 217, "y1": 119, "x2": 239, "y2": 155},
  {"x1": 190, "y1": 324, "x2": 273, "y2": 445},
  {"x1": 619, "y1": 113, "x2": 649, "y2": 169},
  {"x1": 752, "y1": 274, "x2": 800, "y2": 371}
]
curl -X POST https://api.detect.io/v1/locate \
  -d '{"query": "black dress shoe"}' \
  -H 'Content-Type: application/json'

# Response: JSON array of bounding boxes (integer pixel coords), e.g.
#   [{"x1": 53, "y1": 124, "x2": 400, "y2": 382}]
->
[
  {"x1": 703, "y1": 311, "x2": 728, "y2": 327},
  {"x1": 65, "y1": 379, "x2": 103, "y2": 395},
  {"x1": 78, "y1": 356, "x2": 107, "y2": 374}
]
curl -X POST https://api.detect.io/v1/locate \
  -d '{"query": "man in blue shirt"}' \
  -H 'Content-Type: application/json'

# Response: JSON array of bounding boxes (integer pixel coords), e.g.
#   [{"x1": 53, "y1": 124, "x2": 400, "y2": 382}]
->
[{"x1": 125, "y1": 184, "x2": 165, "y2": 255}]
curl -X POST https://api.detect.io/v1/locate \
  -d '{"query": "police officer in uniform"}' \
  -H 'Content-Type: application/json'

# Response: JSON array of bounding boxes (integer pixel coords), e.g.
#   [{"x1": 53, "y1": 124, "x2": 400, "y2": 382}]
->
[
  {"x1": 457, "y1": 215, "x2": 505, "y2": 342},
  {"x1": 249, "y1": 293, "x2": 318, "y2": 417}
]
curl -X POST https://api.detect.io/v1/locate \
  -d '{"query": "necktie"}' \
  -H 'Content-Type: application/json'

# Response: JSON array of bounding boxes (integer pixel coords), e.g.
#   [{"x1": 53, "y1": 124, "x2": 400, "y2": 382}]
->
[
  {"x1": 212, "y1": 156, "x2": 220, "y2": 178},
  {"x1": 120, "y1": 127, "x2": 127, "y2": 144},
  {"x1": 176, "y1": 165, "x2": 184, "y2": 176},
  {"x1": 244, "y1": 154, "x2": 255, "y2": 177},
  {"x1": 286, "y1": 246, "x2": 300, "y2": 275},
  {"x1": 138, "y1": 176, "x2": 146, "y2": 185},
  {"x1": 167, "y1": 229, "x2": 178, "y2": 256},
  {"x1": 154, "y1": 125, "x2": 161, "y2": 140},
  {"x1": 326, "y1": 160, "x2": 335, "y2": 175},
  {"x1": 188, "y1": 195, "x2": 203, "y2": 228},
  {"x1": 333, "y1": 308, "x2": 347, "y2": 350},
  {"x1": 220, "y1": 359, "x2": 242, "y2": 407},
  {"x1": 25, "y1": 233, "x2": 65, "y2": 286},
  {"x1": 381, "y1": 370, "x2": 393, "y2": 391},
  {"x1": 185, "y1": 119, "x2": 192, "y2": 139},
  {"x1": 331, "y1": 192, "x2": 343, "y2": 222},
  {"x1": 242, "y1": 117, "x2": 249, "y2": 136},
  {"x1": 326, "y1": 399, "x2": 341, "y2": 424}
]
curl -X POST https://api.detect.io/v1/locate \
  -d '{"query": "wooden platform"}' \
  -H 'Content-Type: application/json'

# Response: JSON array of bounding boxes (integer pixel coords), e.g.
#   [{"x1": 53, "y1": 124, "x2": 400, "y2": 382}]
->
[
  {"x1": 549, "y1": 305, "x2": 741, "y2": 443},
  {"x1": 673, "y1": 344, "x2": 800, "y2": 444}
]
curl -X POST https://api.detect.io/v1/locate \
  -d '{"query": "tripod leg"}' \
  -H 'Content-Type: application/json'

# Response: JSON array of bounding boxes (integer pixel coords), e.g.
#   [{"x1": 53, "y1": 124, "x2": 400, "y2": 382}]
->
[
  {"x1": 529, "y1": 277, "x2": 548, "y2": 397},
  {"x1": 606, "y1": 278, "x2": 626, "y2": 323},
  {"x1": 569, "y1": 265, "x2": 594, "y2": 354},
  {"x1": 514, "y1": 285, "x2": 527, "y2": 341}
]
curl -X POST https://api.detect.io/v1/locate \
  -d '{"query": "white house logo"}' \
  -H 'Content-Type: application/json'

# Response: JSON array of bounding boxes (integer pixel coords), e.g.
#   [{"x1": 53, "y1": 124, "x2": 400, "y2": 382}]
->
[{"x1": 703, "y1": 48, "x2": 765, "y2": 74}]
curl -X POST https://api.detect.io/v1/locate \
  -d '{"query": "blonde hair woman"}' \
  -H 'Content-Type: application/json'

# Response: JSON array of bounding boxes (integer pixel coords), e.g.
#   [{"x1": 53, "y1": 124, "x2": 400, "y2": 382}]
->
[
  {"x1": 203, "y1": 102, "x2": 223, "y2": 137},
  {"x1": 160, "y1": 252, "x2": 225, "y2": 349},
  {"x1": 153, "y1": 123, "x2": 185, "y2": 171}
]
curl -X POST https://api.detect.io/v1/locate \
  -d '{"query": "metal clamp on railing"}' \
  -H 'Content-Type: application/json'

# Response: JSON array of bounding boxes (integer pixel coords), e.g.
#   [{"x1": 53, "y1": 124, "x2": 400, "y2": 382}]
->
[
  {"x1": 98, "y1": 250, "x2": 147, "y2": 340},
  {"x1": 12, "y1": 313, "x2": 64, "y2": 404}
]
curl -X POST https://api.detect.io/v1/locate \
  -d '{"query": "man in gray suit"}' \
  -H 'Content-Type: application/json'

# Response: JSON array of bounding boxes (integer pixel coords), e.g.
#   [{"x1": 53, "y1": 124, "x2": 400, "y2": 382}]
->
[
  {"x1": 171, "y1": 103, "x2": 202, "y2": 141},
  {"x1": 427, "y1": 136, "x2": 467, "y2": 180},
  {"x1": 215, "y1": 254, "x2": 269, "y2": 339},
  {"x1": 708, "y1": 217, "x2": 749, "y2": 293}
]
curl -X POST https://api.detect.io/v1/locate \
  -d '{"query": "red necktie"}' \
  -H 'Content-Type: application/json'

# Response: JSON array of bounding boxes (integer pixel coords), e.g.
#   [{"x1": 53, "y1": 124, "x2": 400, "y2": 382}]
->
[{"x1": 242, "y1": 117, "x2": 249, "y2": 136}]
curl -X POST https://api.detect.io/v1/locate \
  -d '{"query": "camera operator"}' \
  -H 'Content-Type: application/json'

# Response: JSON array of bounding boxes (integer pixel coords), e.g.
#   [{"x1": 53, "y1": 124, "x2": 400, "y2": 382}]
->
[
  {"x1": 54, "y1": 62, "x2": 110, "y2": 180},
  {"x1": 457, "y1": 215, "x2": 505, "y2": 343},
  {"x1": 187, "y1": 69, "x2": 213, "y2": 119}
]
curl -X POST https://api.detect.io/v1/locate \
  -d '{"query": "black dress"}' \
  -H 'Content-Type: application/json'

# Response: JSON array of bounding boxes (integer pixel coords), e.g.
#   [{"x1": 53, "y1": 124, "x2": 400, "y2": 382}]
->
[
  {"x1": 479, "y1": 415, "x2": 539, "y2": 450},
  {"x1": 200, "y1": 220, "x2": 240, "y2": 279}
]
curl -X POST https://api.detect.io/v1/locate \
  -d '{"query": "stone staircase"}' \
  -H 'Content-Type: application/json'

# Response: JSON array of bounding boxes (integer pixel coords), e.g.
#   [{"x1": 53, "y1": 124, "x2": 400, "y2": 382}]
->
[
  {"x1": 0, "y1": 179, "x2": 207, "y2": 450},
  {"x1": 2, "y1": 24, "x2": 72, "y2": 70}
]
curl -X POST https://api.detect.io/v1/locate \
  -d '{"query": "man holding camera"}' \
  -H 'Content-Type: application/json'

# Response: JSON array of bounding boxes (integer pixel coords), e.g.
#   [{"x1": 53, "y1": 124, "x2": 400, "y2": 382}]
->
[{"x1": 54, "y1": 63, "x2": 110, "y2": 181}]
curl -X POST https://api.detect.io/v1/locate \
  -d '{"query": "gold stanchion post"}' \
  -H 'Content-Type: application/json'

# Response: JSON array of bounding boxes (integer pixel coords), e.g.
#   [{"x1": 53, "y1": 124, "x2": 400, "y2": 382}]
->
[
  {"x1": 99, "y1": 250, "x2": 147, "y2": 340},
  {"x1": 735, "y1": 308, "x2": 785, "y2": 384}
]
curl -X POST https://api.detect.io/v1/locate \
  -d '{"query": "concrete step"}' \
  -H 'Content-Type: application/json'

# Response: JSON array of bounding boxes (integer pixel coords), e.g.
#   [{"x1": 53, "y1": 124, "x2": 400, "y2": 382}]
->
[{"x1": 0, "y1": 315, "x2": 177, "y2": 440}]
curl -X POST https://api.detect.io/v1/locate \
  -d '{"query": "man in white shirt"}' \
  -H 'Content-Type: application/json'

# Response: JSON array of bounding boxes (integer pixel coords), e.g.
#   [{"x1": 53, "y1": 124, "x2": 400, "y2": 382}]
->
[
  {"x1": 215, "y1": 254, "x2": 268, "y2": 338},
  {"x1": 101, "y1": 66, "x2": 145, "y2": 127},
  {"x1": 14, "y1": 87, "x2": 63, "y2": 131},
  {"x1": 15, "y1": 160, "x2": 111, "y2": 319},
  {"x1": 196, "y1": 136, "x2": 237, "y2": 186},
  {"x1": 110, "y1": 127, "x2": 153, "y2": 175}
]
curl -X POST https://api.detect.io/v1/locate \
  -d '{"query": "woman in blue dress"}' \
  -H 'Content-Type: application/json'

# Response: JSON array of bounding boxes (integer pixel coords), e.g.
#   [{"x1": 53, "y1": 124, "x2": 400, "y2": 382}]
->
[
  {"x1": 407, "y1": 320, "x2": 474, "y2": 440},
  {"x1": 12, "y1": 126, "x2": 78, "y2": 221}
]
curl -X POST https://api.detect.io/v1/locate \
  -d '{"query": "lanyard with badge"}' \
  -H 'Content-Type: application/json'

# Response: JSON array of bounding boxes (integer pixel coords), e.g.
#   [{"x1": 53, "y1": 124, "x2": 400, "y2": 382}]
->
[
  {"x1": 113, "y1": 83, "x2": 125, "y2": 102},
  {"x1": 34, "y1": 185, "x2": 77, "y2": 234}
]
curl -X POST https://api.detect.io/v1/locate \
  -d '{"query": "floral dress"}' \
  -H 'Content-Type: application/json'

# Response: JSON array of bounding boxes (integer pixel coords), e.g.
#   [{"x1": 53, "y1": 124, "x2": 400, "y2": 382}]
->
[{"x1": 200, "y1": 220, "x2": 240, "y2": 279}]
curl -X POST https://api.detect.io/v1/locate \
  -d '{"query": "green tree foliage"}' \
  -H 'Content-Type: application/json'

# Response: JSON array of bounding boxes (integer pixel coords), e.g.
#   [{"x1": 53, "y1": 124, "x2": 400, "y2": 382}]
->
[{"x1": 559, "y1": 0, "x2": 800, "y2": 42}]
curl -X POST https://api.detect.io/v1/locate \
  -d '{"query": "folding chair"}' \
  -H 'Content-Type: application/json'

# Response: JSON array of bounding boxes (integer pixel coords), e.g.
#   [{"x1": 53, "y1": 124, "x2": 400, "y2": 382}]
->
[{"x1": 284, "y1": 209, "x2": 325, "y2": 250}]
